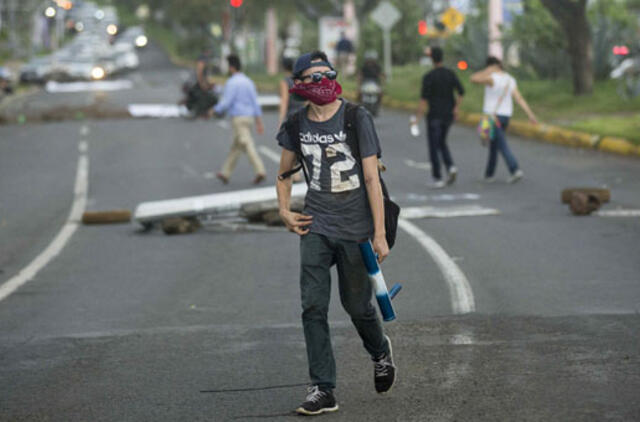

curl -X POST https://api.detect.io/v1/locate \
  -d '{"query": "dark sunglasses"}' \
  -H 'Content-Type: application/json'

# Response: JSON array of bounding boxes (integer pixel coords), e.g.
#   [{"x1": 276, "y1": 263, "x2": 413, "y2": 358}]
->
[{"x1": 298, "y1": 70, "x2": 338, "y2": 83}]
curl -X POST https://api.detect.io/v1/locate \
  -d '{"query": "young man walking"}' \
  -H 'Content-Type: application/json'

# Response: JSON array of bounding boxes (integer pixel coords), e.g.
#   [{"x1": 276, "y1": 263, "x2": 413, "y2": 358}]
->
[
  {"x1": 214, "y1": 54, "x2": 266, "y2": 185},
  {"x1": 471, "y1": 56, "x2": 538, "y2": 183},
  {"x1": 276, "y1": 51, "x2": 396, "y2": 416},
  {"x1": 417, "y1": 46, "x2": 465, "y2": 188}
]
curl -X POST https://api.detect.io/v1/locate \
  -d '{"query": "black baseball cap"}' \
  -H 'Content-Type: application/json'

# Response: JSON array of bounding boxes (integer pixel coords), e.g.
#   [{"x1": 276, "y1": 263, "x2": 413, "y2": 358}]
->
[{"x1": 293, "y1": 52, "x2": 334, "y2": 78}]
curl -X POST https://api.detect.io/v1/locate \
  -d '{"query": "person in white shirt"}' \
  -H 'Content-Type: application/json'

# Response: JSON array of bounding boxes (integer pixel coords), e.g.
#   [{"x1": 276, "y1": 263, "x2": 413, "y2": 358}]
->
[{"x1": 471, "y1": 56, "x2": 538, "y2": 183}]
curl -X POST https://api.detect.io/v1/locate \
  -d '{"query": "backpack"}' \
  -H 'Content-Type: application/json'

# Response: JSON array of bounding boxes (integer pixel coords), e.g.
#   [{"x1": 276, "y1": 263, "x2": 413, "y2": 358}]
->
[{"x1": 280, "y1": 102, "x2": 400, "y2": 249}]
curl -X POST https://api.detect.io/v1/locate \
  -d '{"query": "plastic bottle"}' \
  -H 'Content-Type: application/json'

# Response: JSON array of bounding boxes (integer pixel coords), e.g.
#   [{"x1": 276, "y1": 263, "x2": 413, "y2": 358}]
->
[{"x1": 409, "y1": 115, "x2": 420, "y2": 137}]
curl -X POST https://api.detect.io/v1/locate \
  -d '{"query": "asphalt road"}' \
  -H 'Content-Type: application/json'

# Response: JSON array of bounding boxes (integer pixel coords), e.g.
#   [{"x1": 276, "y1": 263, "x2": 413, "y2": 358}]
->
[{"x1": 1, "y1": 45, "x2": 639, "y2": 421}]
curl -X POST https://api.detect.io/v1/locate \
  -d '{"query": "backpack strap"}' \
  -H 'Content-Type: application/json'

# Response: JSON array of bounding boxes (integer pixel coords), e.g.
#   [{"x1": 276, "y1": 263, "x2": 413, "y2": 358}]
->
[
  {"x1": 342, "y1": 101, "x2": 391, "y2": 198},
  {"x1": 278, "y1": 107, "x2": 309, "y2": 183},
  {"x1": 344, "y1": 101, "x2": 361, "y2": 159}
]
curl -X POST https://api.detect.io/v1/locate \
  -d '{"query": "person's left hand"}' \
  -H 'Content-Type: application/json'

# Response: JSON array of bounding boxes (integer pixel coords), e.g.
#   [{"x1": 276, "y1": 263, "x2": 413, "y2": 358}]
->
[
  {"x1": 256, "y1": 119, "x2": 265, "y2": 135},
  {"x1": 373, "y1": 234, "x2": 389, "y2": 264}
]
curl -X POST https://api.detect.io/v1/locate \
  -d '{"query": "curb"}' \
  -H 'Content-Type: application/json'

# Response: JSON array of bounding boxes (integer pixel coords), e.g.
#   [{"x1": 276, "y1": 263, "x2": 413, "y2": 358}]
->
[{"x1": 453, "y1": 110, "x2": 640, "y2": 158}]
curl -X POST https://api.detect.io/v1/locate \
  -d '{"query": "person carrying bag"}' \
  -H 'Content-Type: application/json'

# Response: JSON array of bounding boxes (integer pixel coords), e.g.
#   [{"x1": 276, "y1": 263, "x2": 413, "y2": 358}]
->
[{"x1": 471, "y1": 56, "x2": 538, "y2": 184}]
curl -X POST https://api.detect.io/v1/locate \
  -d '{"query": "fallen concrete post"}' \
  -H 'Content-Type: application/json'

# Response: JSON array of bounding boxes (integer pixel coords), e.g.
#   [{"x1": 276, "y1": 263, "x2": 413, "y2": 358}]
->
[{"x1": 133, "y1": 183, "x2": 308, "y2": 228}]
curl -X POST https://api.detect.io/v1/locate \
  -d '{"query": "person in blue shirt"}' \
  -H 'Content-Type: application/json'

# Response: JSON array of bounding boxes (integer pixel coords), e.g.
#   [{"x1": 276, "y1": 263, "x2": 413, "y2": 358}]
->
[{"x1": 214, "y1": 54, "x2": 266, "y2": 185}]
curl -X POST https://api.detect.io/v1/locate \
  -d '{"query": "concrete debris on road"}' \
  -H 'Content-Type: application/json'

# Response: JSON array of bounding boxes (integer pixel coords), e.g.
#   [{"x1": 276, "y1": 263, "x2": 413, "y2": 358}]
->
[
  {"x1": 161, "y1": 217, "x2": 201, "y2": 235},
  {"x1": 569, "y1": 192, "x2": 602, "y2": 216},
  {"x1": 561, "y1": 187, "x2": 610, "y2": 204},
  {"x1": 240, "y1": 198, "x2": 304, "y2": 226}
]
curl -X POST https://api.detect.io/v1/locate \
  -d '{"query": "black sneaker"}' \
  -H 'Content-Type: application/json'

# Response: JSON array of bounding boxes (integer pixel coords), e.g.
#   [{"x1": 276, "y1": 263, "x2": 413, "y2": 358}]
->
[
  {"x1": 295, "y1": 385, "x2": 339, "y2": 416},
  {"x1": 373, "y1": 335, "x2": 396, "y2": 394}
]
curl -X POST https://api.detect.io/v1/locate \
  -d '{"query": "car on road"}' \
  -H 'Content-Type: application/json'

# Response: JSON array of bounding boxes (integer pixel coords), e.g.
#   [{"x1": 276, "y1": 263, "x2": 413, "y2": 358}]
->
[
  {"x1": 116, "y1": 26, "x2": 148, "y2": 49},
  {"x1": 18, "y1": 5, "x2": 140, "y2": 84}
]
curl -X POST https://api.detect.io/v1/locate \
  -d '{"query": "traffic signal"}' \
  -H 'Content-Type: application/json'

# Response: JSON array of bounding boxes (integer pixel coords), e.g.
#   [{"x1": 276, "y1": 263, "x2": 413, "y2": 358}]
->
[
  {"x1": 613, "y1": 45, "x2": 629, "y2": 56},
  {"x1": 230, "y1": 0, "x2": 243, "y2": 7},
  {"x1": 418, "y1": 20, "x2": 428, "y2": 36}
]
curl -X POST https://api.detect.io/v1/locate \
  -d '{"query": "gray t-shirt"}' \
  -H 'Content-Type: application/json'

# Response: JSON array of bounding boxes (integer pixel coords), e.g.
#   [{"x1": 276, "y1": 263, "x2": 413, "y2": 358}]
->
[{"x1": 277, "y1": 100, "x2": 381, "y2": 241}]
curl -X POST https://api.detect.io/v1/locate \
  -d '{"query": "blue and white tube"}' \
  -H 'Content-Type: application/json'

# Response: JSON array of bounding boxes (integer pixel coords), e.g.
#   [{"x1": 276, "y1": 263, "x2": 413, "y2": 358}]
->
[{"x1": 359, "y1": 241, "x2": 398, "y2": 322}]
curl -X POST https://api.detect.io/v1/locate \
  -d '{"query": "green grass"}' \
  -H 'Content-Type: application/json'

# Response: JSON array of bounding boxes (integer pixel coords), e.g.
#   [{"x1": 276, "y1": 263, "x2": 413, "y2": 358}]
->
[{"x1": 569, "y1": 114, "x2": 640, "y2": 142}]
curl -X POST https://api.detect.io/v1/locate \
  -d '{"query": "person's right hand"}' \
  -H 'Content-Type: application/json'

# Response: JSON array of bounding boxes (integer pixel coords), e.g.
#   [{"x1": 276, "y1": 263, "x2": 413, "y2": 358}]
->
[
  {"x1": 256, "y1": 119, "x2": 265, "y2": 135},
  {"x1": 279, "y1": 210, "x2": 313, "y2": 235}
]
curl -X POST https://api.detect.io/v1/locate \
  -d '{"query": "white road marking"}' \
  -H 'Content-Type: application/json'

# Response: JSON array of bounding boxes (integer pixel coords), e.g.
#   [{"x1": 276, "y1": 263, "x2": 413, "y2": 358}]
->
[
  {"x1": 450, "y1": 333, "x2": 474, "y2": 345},
  {"x1": 404, "y1": 159, "x2": 431, "y2": 170},
  {"x1": 401, "y1": 205, "x2": 500, "y2": 219},
  {"x1": 216, "y1": 120, "x2": 230, "y2": 130},
  {"x1": 404, "y1": 192, "x2": 481, "y2": 202},
  {"x1": 595, "y1": 209, "x2": 640, "y2": 217},
  {"x1": 0, "y1": 143, "x2": 89, "y2": 303},
  {"x1": 80, "y1": 125, "x2": 90, "y2": 137},
  {"x1": 258, "y1": 145, "x2": 281, "y2": 163},
  {"x1": 398, "y1": 219, "x2": 475, "y2": 314}
]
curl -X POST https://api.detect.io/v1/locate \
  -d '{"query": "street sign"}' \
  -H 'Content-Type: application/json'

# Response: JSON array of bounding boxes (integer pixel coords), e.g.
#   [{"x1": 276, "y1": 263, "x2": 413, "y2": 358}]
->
[
  {"x1": 370, "y1": 1, "x2": 401, "y2": 31},
  {"x1": 441, "y1": 6, "x2": 465, "y2": 31}
]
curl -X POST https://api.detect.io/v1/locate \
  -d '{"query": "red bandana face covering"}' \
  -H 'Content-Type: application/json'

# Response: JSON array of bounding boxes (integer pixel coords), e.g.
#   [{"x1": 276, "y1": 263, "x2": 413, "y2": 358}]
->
[{"x1": 289, "y1": 77, "x2": 342, "y2": 105}]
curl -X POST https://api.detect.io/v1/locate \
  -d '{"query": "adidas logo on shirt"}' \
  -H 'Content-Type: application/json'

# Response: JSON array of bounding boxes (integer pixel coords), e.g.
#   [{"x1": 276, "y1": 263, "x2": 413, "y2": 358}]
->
[{"x1": 300, "y1": 131, "x2": 347, "y2": 144}]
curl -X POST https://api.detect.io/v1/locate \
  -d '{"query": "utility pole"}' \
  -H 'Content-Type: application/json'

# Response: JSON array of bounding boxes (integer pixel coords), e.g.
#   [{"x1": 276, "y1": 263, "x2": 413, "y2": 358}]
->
[
  {"x1": 8, "y1": 0, "x2": 18, "y2": 55},
  {"x1": 342, "y1": 0, "x2": 358, "y2": 76},
  {"x1": 0, "y1": 0, "x2": 4, "y2": 35},
  {"x1": 488, "y1": 0, "x2": 503, "y2": 59},
  {"x1": 265, "y1": 7, "x2": 277, "y2": 75}
]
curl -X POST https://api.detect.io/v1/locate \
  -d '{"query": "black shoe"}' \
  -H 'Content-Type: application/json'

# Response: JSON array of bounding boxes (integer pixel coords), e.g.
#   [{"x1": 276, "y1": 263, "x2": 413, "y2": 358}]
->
[
  {"x1": 373, "y1": 335, "x2": 396, "y2": 394},
  {"x1": 295, "y1": 385, "x2": 339, "y2": 416}
]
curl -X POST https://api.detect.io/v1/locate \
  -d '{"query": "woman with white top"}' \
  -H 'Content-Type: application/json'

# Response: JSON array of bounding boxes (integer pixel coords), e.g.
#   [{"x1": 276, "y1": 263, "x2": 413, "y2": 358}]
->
[{"x1": 471, "y1": 57, "x2": 538, "y2": 183}]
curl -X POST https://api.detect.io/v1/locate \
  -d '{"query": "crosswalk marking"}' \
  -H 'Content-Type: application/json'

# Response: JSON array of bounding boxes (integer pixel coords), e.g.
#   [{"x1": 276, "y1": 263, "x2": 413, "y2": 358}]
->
[
  {"x1": 404, "y1": 159, "x2": 431, "y2": 170},
  {"x1": 595, "y1": 209, "x2": 640, "y2": 217},
  {"x1": 401, "y1": 205, "x2": 500, "y2": 219}
]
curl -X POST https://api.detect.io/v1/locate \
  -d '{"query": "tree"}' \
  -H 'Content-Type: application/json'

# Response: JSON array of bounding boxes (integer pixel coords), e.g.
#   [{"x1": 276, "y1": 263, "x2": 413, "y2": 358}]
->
[
  {"x1": 502, "y1": 0, "x2": 569, "y2": 80},
  {"x1": 539, "y1": 0, "x2": 593, "y2": 95}
]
